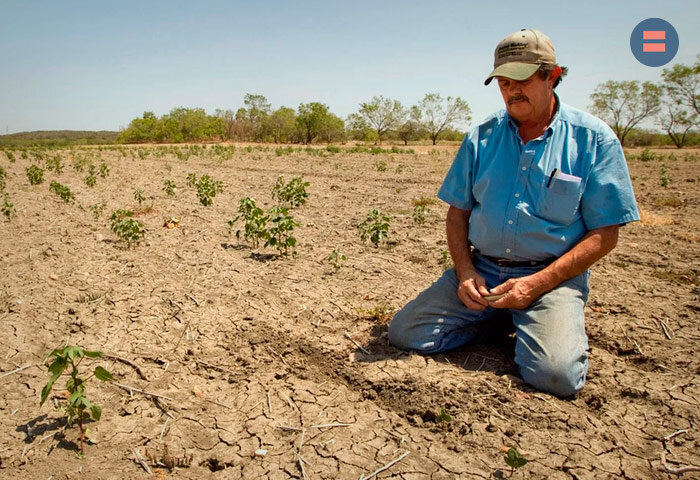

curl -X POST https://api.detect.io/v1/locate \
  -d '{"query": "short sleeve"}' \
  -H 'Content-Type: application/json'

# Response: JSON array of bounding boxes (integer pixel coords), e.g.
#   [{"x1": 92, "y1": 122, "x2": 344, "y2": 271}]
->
[
  {"x1": 580, "y1": 136, "x2": 640, "y2": 230},
  {"x1": 437, "y1": 131, "x2": 476, "y2": 211}
]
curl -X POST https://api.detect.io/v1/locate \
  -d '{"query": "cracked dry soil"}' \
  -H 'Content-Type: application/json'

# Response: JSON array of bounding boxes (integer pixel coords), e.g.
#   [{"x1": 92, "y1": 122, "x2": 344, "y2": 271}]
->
[{"x1": 0, "y1": 145, "x2": 699, "y2": 479}]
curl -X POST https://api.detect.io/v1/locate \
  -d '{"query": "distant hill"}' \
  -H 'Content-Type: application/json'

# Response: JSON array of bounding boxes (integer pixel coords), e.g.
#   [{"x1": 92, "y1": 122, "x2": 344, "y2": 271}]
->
[{"x1": 0, "y1": 130, "x2": 119, "y2": 147}]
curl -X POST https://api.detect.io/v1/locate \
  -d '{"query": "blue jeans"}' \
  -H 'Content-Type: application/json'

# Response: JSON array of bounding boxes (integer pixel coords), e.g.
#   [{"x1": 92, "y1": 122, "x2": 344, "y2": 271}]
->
[{"x1": 388, "y1": 254, "x2": 590, "y2": 397}]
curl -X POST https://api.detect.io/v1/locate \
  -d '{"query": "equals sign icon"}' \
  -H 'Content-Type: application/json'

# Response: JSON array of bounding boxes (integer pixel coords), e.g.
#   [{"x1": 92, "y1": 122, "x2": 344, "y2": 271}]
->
[{"x1": 643, "y1": 31, "x2": 666, "y2": 52}]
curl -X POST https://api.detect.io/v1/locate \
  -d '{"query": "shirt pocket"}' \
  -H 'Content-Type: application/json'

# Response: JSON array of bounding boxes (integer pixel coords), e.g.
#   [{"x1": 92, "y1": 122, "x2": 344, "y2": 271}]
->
[{"x1": 537, "y1": 175, "x2": 583, "y2": 224}]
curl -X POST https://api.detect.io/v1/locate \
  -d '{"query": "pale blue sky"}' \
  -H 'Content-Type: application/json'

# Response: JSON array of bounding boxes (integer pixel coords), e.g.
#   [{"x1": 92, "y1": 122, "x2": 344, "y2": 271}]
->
[{"x1": 1, "y1": 0, "x2": 699, "y2": 134}]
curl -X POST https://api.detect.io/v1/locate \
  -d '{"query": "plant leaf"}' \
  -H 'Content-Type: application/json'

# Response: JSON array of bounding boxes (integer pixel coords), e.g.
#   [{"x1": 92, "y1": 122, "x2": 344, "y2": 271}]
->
[
  {"x1": 47, "y1": 357, "x2": 67, "y2": 376},
  {"x1": 90, "y1": 404, "x2": 102, "y2": 421},
  {"x1": 94, "y1": 366, "x2": 114, "y2": 382},
  {"x1": 40, "y1": 373, "x2": 60, "y2": 406},
  {"x1": 68, "y1": 390, "x2": 82, "y2": 406},
  {"x1": 83, "y1": 350, "x2": 102, "y2": 358},
  {"x1": 66, "y1": 346, "x2": 83, "y2": 360},
  {"x1": 505, "y1": 447, "x2": 528, "y2": 469}
]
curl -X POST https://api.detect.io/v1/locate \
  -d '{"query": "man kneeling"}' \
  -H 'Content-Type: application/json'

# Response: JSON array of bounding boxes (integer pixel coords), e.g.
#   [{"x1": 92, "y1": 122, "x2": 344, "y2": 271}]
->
[{"x1": 388, "y1": 29, "x2": 639, "y2": 397}]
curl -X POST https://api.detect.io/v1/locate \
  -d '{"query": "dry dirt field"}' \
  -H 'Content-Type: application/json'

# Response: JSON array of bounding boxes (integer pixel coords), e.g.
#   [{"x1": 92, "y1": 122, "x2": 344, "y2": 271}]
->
[{"x1": 0, "y1": 145, "x2": 698, "y2": 479}]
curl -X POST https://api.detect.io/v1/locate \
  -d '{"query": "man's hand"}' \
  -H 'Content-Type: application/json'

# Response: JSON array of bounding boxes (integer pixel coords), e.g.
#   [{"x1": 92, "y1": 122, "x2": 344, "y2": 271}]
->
[
  {"x1": 487, "y1": 274, "x2": 546, "y2": 310},
  {"x1": 457, "y1": 269, "x2": 491, "y2": 311}
]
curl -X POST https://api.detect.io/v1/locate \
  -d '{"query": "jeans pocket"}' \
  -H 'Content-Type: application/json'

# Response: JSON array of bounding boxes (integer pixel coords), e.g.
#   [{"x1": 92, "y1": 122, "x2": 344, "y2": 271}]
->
[{"x1": 538, "y1": 177, "x2": 583, "y2": 224}]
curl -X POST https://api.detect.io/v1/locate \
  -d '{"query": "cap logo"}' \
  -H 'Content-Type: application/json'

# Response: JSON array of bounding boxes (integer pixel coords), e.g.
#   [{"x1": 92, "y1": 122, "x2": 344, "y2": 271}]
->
[{"x1": 497, "y1": 42, "x2": 529, "y2": 59}]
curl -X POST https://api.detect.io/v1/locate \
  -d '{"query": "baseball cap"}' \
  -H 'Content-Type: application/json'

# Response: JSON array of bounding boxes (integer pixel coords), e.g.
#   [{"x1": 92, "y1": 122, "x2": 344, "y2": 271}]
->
[{"x1": 484, "y1": 29, "x2": 556, "y2": 85}]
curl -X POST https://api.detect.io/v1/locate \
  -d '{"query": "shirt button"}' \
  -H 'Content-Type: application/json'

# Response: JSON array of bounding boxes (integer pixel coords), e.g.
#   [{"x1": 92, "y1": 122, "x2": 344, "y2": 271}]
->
[
  {"x1": 508, "y1": 220, "x2": 513, "y2": 225},
  {"x1": 521, "y1": 166, "x2": 527, "y2": 171},
  {"x1": 514, "y1": 193, "x2": 520, "y2": 198},
  {"x1": 505, "y1": 248, "x2": 511, "y2": 253}
]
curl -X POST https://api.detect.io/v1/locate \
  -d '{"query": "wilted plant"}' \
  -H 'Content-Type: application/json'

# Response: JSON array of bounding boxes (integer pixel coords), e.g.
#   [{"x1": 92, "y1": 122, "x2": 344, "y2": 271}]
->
[
  {"x1": 327, "y1": 248, "x2": 347, "y2": 272},
  {"x1": 358, "y1": 209, "x2": 391, "y2": 247},
  {"x1": 229, "y1": 197, "x2": 269, "y2": 248},
  {"x1": 85, "y1": 165, "x2": 97, "y2": 188},
  {"x1": 265, "y1": 206, "x2": 299, "y2": 256},
  {"x1": 110, "y1": 209, "x2": 146, "y2": 247},
  {"x1": 40, "y1": 345, "x2": 114, "y2": 455},
  {"x1": 99, "y1": 162, "x2": 109, "y2": 178},
  {"x1": 195, "y1": 174, "x2": 223, "y2": 206},
  {"x1": 163, "y1": 180, "x2": 177, "y2": 196},
  {"x1": 661, "y1": 163, "x2": 670, "y2": 188},
  {"x1": 46, "y1": 155, "x2": 64, "y2": 173},
  {"x1": 186, "y1": 173, "x2": 197, "y2": 188},
  {"x1": 271, "y1": 175, "x2": 309, "y2": 208},
  {"x1": 375, "y1": 159, "x2": 387, "y2": 172},
  {"x1": 2, "y1": 194, "x2": 15, "y2": 220},
  {"x1": 412, "y1": 205, "x2": 427, "y2": 224},
  {"x1": 26, "y1": 164, "x2": 44, "y2": 185},
  {"x1": 49, "y1": 181, "x2": 74, "y2": 202},
  {"x1": 133, "y1": 189, "x2": 145, "y2": 205},
  {"x1": 90, "y1": 203, "x2": 105, "y2": 220}
]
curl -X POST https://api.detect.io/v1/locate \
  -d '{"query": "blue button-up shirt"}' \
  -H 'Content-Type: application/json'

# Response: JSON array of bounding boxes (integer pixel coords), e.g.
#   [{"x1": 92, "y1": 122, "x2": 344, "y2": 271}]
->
[{"x1": 437, "y1": 95, "x2": 640, "y2": 261}]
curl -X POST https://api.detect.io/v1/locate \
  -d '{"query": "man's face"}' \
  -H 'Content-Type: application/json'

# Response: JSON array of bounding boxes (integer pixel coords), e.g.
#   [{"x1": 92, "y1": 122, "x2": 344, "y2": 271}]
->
[{"x1": 497, "y1": 70, "x2": 556, "y2": 123}]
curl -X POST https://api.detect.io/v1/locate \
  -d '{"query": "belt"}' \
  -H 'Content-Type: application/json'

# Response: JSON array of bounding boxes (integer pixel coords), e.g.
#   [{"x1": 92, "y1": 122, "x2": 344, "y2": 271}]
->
[{"x1": 480, "y1": 254, "x2": 554, "y2": 268}]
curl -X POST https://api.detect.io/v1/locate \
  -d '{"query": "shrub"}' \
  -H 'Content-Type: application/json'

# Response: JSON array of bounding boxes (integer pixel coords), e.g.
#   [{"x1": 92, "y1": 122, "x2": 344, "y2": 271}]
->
[
  {"x1": 85, "y1": 165, "x2": 97, "y2": 188},
  {"x1": 99, "y1": 162, "x2": 109, "y2": 178},
  {"x1": 272, "y1": 175, "x2": 309, "y2": 208},
  {"x1": 640, "y1": 148, "x2": 656, "y2": 162},
  {"x1": 46, "y1": 155, "x2": 64, "y2": 173},
  {"x1": 26, "y1": 164, "x2": 44, "y2": 185},
  {"x1": 358, "y1": 209, "x2": 391, "y2": 247}
]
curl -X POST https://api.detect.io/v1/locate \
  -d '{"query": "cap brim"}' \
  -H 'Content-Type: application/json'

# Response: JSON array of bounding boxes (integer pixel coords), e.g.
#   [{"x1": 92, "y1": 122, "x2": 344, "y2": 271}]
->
[{"x1": 484, "y1": 63, "x2": 540, "y2": 85}]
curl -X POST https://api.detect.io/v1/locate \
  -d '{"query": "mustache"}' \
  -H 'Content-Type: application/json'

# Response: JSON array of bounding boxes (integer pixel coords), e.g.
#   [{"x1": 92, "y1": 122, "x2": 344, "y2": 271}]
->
[{"x1": 508, "y1": 95, "x2": 528, "y2": 104}]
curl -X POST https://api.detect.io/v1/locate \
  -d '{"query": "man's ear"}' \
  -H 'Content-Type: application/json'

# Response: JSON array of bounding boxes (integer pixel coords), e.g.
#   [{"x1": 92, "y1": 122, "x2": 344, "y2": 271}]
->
[{"x1": 550, "y1": 65, "x2": 562, "y2": 83}]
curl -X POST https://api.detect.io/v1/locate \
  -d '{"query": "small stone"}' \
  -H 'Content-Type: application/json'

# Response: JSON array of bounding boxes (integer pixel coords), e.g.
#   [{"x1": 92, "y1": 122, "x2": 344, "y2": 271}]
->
[
  {"x1": 49, "y1": 274, "x2": 58, "y2": 281},
  {"x1": 254, "y1": 449, "x2": 267, "y2": 457},
  {"x1": 95, "y1": 233, "x2": 103, "y2": 242}
]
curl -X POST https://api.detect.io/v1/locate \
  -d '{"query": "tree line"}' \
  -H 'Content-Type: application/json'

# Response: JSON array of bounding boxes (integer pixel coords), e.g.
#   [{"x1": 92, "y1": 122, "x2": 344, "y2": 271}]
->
[
  {"x1": 117, "y1": 94, "x2": 470, "y2": 145},
  {"x1": 590, "y1": 54, "x2": 700, "y2": 147}
]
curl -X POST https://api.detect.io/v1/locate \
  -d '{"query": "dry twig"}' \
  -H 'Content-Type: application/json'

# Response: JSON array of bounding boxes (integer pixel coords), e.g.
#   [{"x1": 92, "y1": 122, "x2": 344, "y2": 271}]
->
[
  {"x1": 660, "y1": 452, "x2": 700, "y2": 474},
  {"x1": 113, "y1": 382, "x2": 173, "y2": 401},
  {"x1": 360, "y1": 450, "x2": 410, "y2": 480},
  {"x1": 344, "y1": 330, "x2": 370, "y2": 355},
  {"x1": 103, "y1": 354, "x2": 148, "y2": 380}
]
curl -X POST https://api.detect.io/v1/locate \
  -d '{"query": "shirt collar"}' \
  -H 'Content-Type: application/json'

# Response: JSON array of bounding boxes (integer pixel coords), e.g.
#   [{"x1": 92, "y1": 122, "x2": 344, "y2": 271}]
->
[{"x1": 506, "y1": 92, "x2": 561, "y2": 139}]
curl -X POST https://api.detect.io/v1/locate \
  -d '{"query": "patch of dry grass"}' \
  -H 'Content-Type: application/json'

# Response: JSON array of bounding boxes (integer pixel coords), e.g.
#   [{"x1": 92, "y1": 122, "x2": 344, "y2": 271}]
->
[{"x1": 639, "y1": 208, "x2": 674, "y2": 226}]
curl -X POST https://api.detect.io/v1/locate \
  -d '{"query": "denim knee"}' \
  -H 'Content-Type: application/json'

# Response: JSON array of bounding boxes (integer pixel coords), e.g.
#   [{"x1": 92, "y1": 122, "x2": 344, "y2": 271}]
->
[{"x1": 520, "y1": 355, "x2": 588, "y2": 398}]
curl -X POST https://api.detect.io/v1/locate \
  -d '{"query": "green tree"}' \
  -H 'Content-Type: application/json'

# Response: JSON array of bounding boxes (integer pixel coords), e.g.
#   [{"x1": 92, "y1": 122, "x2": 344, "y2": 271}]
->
[
  {"x1": 662, "y1": 56, "x2": 700, "y2": 117},
  {"x1": 296, "y1": 102, "x2": 343, "y2": 144},
  {"x1": 266, "y1": 107, "x2": 298, "y2": 143},
  {"x1": 346, "y1": 113, "x2": 379, "y2": 143},
  {"x1": 118, "y1": 111, "x2": 161, "y2": 143},
  {"x1": 357, "y1": 96, "x2": 404, "y2": 144},
  {"x1": 243, "y1": 93, "x2": 272, "y2": 140},
  {"x1": 215, "y1": 109, "x2": 236, "y2": 140},
  {"x1": 658, "y1": 97, "x2": 697, "y2": 148},
  {"x1": 590, "y1": 80, "x2": 662, "y2": 146},
  {"x1": 397, "y1": 106, "x2": 424, "y2": 145},
  {"x1": 418, "y1": 94, "x2": 471, "y2": 145}
]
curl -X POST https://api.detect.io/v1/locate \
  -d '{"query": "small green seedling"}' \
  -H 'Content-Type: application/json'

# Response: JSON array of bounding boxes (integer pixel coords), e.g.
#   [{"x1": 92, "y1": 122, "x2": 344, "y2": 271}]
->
[
  {"x1": 195, "y1": 174, "x2": 223, "y2": 206},
  {"x1": 265, "y1": 206, "x2": 299, "y2": 256},
  {"x1": 133, "y1": 189, "x2": 145, "y2": 205},
  {"x1": 358, "y1": 209, "x2": 391, "y2": 247},
  {"x1": 163, "y1": 180, "x2": 177, "y2": 196},
  {"x1": 412, "y1": 205, "x2": 427, "y2": 224},
  {"x1": 85, "y1": 165, "x2": 97, "y2": 188},
  {"x1": 26, "y1": 164, "x2": 45, "y2": 185},
  {"x1": 0, "y1": 166, "x2": 6, "y2": 191},
  {"x1": 375, "y1": 159, "x2": 387, "y2": 172},
  {"x1": 327, "y1": 248, "x2": 347, "y2": 272},
  {"x1": 272, "y1": 175, "x2": 310, "y2": 208},
  {"x1": 504, "y1": 447, "x2": 528, "y2": 476},
  {"x1": 436, "y1": 407, "x2": 452, "y2": 423},
  {"x1": 49, "y1": 181, "x2": 75, "y2": 202},
  {"x1": 99, "y1": 162, "x2": 109, "y2": 178},
  {"x1": 6, "y1": 151, "x2": 15, "y2": 163},
  {"x1": 186, "y1": 173, "x2": 197, "y2": 188},
  {"x1": 47, "y1": 155, "x2": 64, "y2": 173},
  {"x1": 90, "y1": 203, "x2": 105, "y2": 220},
  {"x1": 661, "y1": 163, "x2": 670, "y2": 188},
  {"x1": 438, "y1": 250, "x2": 453, "y2": 270},
  {"x1": 2, "y1": 194, "x2": 15, "y2": 220},
  {"x1": 110, "y1": 209, "x2": 146, "y2": 247},
  {"x1": 40, "y1": 345, "x2": 114, "y2": 455},
  {"x1": 229, "y1": 197, "x2": 269, "y2": 248}
]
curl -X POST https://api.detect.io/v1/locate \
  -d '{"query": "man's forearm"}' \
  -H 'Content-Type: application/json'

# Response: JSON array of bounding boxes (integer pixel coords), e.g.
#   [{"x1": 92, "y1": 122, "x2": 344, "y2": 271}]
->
[
  {"x1": 532, "y1": 224, "x2": 620, "y2": 294},
  {"x1": 446, "y1": 206, "x2": 475, "y2": 281}
]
